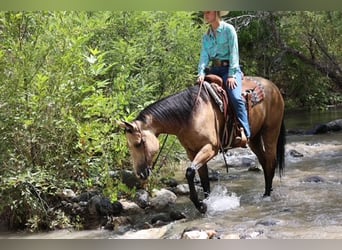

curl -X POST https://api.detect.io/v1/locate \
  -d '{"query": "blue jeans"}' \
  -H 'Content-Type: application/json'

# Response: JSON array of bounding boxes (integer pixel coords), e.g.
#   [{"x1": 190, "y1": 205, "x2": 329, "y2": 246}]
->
[{"x1": 207, "y1": 66, "x2": 251, "y2": 138}]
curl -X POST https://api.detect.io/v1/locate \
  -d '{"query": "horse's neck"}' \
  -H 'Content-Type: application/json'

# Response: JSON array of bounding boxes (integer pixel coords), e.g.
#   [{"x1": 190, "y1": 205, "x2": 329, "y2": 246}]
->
[{"x1": 147, "y1": 120, "x2": 182, "y2": 137}]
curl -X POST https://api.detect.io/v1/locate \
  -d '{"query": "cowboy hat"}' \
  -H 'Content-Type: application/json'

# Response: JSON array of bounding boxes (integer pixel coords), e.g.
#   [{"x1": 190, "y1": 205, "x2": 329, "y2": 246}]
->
[{"x1": 219, "y1": 11, "x2": 229, "y2": 17}]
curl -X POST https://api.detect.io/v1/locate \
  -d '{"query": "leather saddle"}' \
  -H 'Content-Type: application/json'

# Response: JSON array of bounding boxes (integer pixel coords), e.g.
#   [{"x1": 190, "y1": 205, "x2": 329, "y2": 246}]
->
[{"x1": 203, "y1": 74, "x2": 265, "y2": 149}]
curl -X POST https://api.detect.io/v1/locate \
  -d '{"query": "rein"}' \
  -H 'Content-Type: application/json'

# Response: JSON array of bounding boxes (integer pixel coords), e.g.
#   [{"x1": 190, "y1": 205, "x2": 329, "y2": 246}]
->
[
  {"x1": 152, "y1": 134, "x2": 169, "y2": 170},
  {"x1": 135, "y1": 122, "x2": 170, "y2": 178}
]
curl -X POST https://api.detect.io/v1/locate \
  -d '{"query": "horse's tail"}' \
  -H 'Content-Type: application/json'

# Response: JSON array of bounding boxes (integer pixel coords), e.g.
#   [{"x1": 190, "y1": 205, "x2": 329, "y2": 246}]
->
[{"x1": 277, "y1": 118, "x2": 286, "y2": 177}]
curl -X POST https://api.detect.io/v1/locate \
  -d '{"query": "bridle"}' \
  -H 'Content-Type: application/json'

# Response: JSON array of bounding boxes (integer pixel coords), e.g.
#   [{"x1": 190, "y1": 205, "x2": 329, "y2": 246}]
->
[{"x1": 134, "y1": 127, "x2": 168, "y2": 179}]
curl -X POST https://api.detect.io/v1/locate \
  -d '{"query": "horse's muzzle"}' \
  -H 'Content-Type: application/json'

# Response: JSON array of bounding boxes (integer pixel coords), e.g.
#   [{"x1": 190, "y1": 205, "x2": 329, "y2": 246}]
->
[{"x1": 138, "y1": 167, "x2": 152, "y2": 180}]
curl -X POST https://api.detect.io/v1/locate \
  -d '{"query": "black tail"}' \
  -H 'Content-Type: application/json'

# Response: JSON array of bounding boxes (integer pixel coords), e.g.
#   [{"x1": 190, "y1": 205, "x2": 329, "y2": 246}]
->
[{"x1": 277, "y1": 119, "x2": 286, "y2": 177}]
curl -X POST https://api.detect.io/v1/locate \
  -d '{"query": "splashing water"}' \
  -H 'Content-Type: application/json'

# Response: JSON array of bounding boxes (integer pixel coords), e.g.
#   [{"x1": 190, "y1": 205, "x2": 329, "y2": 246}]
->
[{"x1": 203, "y1": 184, "x2": 240, "y2": 216}]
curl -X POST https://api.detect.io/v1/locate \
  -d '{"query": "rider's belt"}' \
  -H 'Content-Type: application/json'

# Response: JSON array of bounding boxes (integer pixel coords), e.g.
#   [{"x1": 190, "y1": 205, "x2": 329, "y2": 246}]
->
[{"x1": 211, "y1": 59, "x2": 229, "y2": 67}]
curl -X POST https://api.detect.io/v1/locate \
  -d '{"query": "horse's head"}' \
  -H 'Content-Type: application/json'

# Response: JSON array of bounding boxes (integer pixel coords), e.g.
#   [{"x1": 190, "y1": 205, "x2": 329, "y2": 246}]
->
[{"x1": 119, "y1": 121, "x2": 160, "y2": 180}]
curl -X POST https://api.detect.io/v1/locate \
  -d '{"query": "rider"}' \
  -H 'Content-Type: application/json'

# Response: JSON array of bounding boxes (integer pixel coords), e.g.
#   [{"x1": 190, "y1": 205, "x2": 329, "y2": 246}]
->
[{"x1": 197, "y1": 11, "x2": 250, "y2": 146}]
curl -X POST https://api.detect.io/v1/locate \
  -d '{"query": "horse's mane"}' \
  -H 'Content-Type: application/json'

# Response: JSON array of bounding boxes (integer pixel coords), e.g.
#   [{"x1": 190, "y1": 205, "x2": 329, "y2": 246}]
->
[{"x1": 136, "y1": 85, "x2": 209, "y2": 126}]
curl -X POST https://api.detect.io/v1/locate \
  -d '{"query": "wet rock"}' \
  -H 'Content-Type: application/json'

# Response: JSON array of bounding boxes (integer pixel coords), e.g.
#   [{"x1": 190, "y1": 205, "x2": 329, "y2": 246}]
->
[
  {"x1": 150, "y1": 188, "x2": 177, "y2": 210},
  {"x1": 87, "y1": 195, "x2": 123, "y2": 216},
  {"x1": 182, "y1": 230, "x2": 209, "y2": 239},
  {"x1": 303, "y1": 176, "x2": 325, "y2": 183},
  {"x1": 113, "y1": 224, "x2": 170, "y2": 239},
  {"x1": 72, "y1": 190, "x2": 99, "y2": 202},
  {"x1": 104, "y1": 216, "x2": 132, "y2": 232},
  {"x1": 248, "y1": 166, "x2": 262, "y2": 172},
  {"x1": 134, "y1": 189, "x2": 149, "y2": 209},
  {"x1": 240, "y1": 230, "x2": 264, "y2": 239},
  {"x1": 256, "y1": 218, "x2": 280, "y2": 226},
  {"x1": 161, "y1": 177, "x2": 178, "y2": 188},
  {"x1": 221, "y1": 234, "x2": 240, "y2": 239},
  {"x1": 60, "y1": 189, "x2": 76, "y2": 199},
  {"x1": 242, "y1": 157, "x2": 256, "y2": 168},
  {"x1": 287, "y1": 129, "x2": 305, "y2": 135},
  {"x1": 311, "y1": 119, "x2": 342, "y2": 134},
  {"x1": 174, "y1": 184, "x2": 190, "y2": 195},
  {"x1": 208, "y1": 168, "x2": 220, "y2": 181},
  {"x1": 181, "y1": 228, "x2": 217, "y2": 239},
  {"x1": 151, "y1": 213, "x2": 170, "y2": 224},
  {"x1": 280, "y1": 207, "x2": 294, "y2": 213},
  {"x1": 289, "y1": 149, "x2": 304, "y2": 158},
  {"x1": 169, "y1": 210, "x2": 186, "y2": 221},
  {"x1": 120, "y1": 199, "x2": 143, "y2": 215}
]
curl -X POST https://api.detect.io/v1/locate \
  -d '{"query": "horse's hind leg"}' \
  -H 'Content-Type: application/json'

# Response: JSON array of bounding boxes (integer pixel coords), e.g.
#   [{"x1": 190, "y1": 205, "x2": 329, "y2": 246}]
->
[
  {"x1": 261, "y1": 132, "x2": 278, "y2": 196},
  {"x1": 249, "y1": 133, "x2": 275, "y2": 196}
]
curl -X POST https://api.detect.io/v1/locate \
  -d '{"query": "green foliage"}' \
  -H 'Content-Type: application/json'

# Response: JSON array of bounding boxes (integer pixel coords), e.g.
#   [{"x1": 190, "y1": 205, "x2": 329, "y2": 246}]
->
[
  {"x1": 237, "y1": 11, "x2": 341, "y2": 109},
  {"x1": 0, "y1": 11, "x2": 201, "y2": 231}
]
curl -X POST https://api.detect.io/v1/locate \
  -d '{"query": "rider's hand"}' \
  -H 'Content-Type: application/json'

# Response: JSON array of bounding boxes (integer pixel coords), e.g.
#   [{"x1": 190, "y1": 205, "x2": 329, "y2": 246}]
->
[
  {"x1": 226, "y1": 77, "x2": 237, "y2": 89},
  {"x1": 197, "y1": 75, "x2": 205, "y2": 84}
]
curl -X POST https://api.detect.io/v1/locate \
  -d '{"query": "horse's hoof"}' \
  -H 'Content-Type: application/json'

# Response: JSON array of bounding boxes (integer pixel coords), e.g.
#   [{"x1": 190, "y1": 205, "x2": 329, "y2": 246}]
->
[{"x1": 197, "y1": 201, "x2": 207, "y2": 214}]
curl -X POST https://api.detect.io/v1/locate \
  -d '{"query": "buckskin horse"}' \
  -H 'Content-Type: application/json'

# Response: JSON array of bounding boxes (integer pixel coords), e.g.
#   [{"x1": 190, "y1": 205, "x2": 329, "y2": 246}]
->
[{"x1": 119, "y1": 76, "x2": 285, "y2": 213}]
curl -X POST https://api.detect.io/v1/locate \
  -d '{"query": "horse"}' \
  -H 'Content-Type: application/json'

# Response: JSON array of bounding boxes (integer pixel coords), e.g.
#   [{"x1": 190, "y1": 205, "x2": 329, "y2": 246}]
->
[{"x1": 119, "y1": 76, "x2": 285, "y2": 213}]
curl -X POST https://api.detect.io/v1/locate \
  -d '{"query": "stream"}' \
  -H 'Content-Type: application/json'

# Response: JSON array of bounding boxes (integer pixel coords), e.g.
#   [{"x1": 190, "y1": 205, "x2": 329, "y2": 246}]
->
[{"x1": 1, "y1": 108, "x2": 341, "y2": 239}]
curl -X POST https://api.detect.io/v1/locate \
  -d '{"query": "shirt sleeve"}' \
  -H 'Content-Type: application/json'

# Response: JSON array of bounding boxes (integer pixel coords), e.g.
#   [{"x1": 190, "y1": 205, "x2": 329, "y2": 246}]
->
[
  {"x1": 226, "y1": 24, "x2": 240, "y2": 78},
  {"x1": 198, "y1": 36, "x2": 210, "y2": 76}
]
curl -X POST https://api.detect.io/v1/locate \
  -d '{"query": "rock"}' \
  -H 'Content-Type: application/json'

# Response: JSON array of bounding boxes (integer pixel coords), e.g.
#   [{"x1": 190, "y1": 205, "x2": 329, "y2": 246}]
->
[
  {"x1": 208, "y1": 168, "x2": 220, "y2": 181},
  {"x1": 104, "y1": 216, "x2": 132, "y2": 232},
  {"x1": 289, "y1": 149, "x2": 304, "y2": 158},
  {"x1": 113, "y1": 224, "x2": 170, "y2": 239},
  {"x1": 87, "y1": 195, "x2": 123, "y2": 216},
  {"x1": 151, "y1": 213, "x2": 170, "y2": 225},
  {"x1": 72, "y1": 190, "x2": 99, "y2": 202},
  {"x1": 248, "y1": 166, "x2": 262, "y2": 172},
  {"x1": 149, "y1": 188, "x2": 177, "y2": 210},
  {"x1": 169, "y1": 210, "x2": 186, "y2": 221},
  {"x1": 303, "y1": 176, "x2": 325, "y2": 183},
  {"x1": 174, "y1": 184, "x2": 190, "y2": 195},
  {"x1": 134, "y1": 189, "x2": 149, "y2": 209},
  {"x1": 161, "y1": 177, "x2": 178, "y2": 188},
  {"x1": 182, "y1": 230, "x2": 209, "y2": 239},
  {"x1": 180, "y1": 229, "x2": 218, "y2": 239},
  {"x1": 59, "y1": 189, "x2": 76, "y2": 199},
  {"x1": 242, "y1": 157, "x2": 256, "y2": 168},
  {"x1": 221, "y1": 234, "x2": 240, "y2": 239},
  {"x1": 240, "y1": 230, "x2": 264, "y2": 239},
  {"x1": 310, "y1": 119, "x2": 342, "y2": 134},
  {"x1": 287, "y1": 129, "x2": 305, "y2": 135},
  {"x1": 120, "y1": 199, "x2": 143, "y2": 215},
  {"x1": 256, "y1": 218, "x2": 280, "y2": 226}
]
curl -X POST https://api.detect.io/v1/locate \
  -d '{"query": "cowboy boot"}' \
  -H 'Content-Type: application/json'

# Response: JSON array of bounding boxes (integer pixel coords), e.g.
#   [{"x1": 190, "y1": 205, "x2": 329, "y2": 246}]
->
[{"x1": 233, "y1": 127, "x2": 248, "y2": 148}]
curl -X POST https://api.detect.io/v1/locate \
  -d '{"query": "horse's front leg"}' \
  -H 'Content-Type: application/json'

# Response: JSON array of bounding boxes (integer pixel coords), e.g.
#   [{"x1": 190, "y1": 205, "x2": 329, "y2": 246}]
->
[
  {"x1": 185, "y1": 144, "x2": 217, "y2": 213},
  {"x1": 186, "y1": 163, "x2": 207, "y2": 213}
]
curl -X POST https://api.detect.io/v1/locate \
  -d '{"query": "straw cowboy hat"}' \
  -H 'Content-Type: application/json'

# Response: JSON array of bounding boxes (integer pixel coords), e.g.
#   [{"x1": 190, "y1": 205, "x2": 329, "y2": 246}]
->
[{"x1": 219, "y1": 11, "x2": 229, "y2": 17}]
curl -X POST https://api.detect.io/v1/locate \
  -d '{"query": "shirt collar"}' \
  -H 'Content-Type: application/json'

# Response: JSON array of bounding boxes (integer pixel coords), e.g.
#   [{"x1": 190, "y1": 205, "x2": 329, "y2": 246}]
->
[
  {"x1": 207, "y1": 21, "x2": 224, "y2": 36},
  {"x1": 216, "y1": 21, "x2": 224, "y2": 32}
]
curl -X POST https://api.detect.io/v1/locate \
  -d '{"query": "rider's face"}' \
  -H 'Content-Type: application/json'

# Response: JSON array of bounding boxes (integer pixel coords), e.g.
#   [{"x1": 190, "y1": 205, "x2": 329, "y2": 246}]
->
[{"x1": 203, "y1": 11, "x2": 217, "y2": 24}]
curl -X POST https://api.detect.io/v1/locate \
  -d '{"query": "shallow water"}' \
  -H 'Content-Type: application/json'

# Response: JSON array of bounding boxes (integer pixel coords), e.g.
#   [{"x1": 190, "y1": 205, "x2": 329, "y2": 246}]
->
[{"x1": 128, "y1": 131, "x2": 342, "y2": 239}]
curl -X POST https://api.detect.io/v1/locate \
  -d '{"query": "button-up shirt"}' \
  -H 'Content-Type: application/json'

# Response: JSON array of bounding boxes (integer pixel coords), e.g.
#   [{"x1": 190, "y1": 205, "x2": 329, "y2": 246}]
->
[{"x1": 198, "y1": 21, "x2": 240, "y2": 78}]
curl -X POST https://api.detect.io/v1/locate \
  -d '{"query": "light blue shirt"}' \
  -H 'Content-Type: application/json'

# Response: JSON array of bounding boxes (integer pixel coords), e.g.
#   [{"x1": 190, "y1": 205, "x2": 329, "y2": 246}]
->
[{"x1": 198, "y1": 21, "x2": 240, "y2": 78}]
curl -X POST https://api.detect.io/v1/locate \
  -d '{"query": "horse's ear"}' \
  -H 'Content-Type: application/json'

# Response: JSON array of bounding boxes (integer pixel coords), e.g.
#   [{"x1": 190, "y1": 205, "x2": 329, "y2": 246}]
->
[{"x1": 118, "y1": 120, "x2": 136, "y2": 133}]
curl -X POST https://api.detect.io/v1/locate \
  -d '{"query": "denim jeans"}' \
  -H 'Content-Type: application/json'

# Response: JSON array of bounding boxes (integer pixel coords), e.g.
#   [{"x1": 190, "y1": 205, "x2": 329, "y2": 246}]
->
[{"x1": 207, "y1": 66, "x2": 251, "y2": 138}]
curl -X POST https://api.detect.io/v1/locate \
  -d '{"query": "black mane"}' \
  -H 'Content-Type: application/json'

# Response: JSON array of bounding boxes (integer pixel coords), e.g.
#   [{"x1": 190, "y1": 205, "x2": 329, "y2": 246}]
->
[{"x1": 136, "y1": 85, "x2": 209, "y2": 126}]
